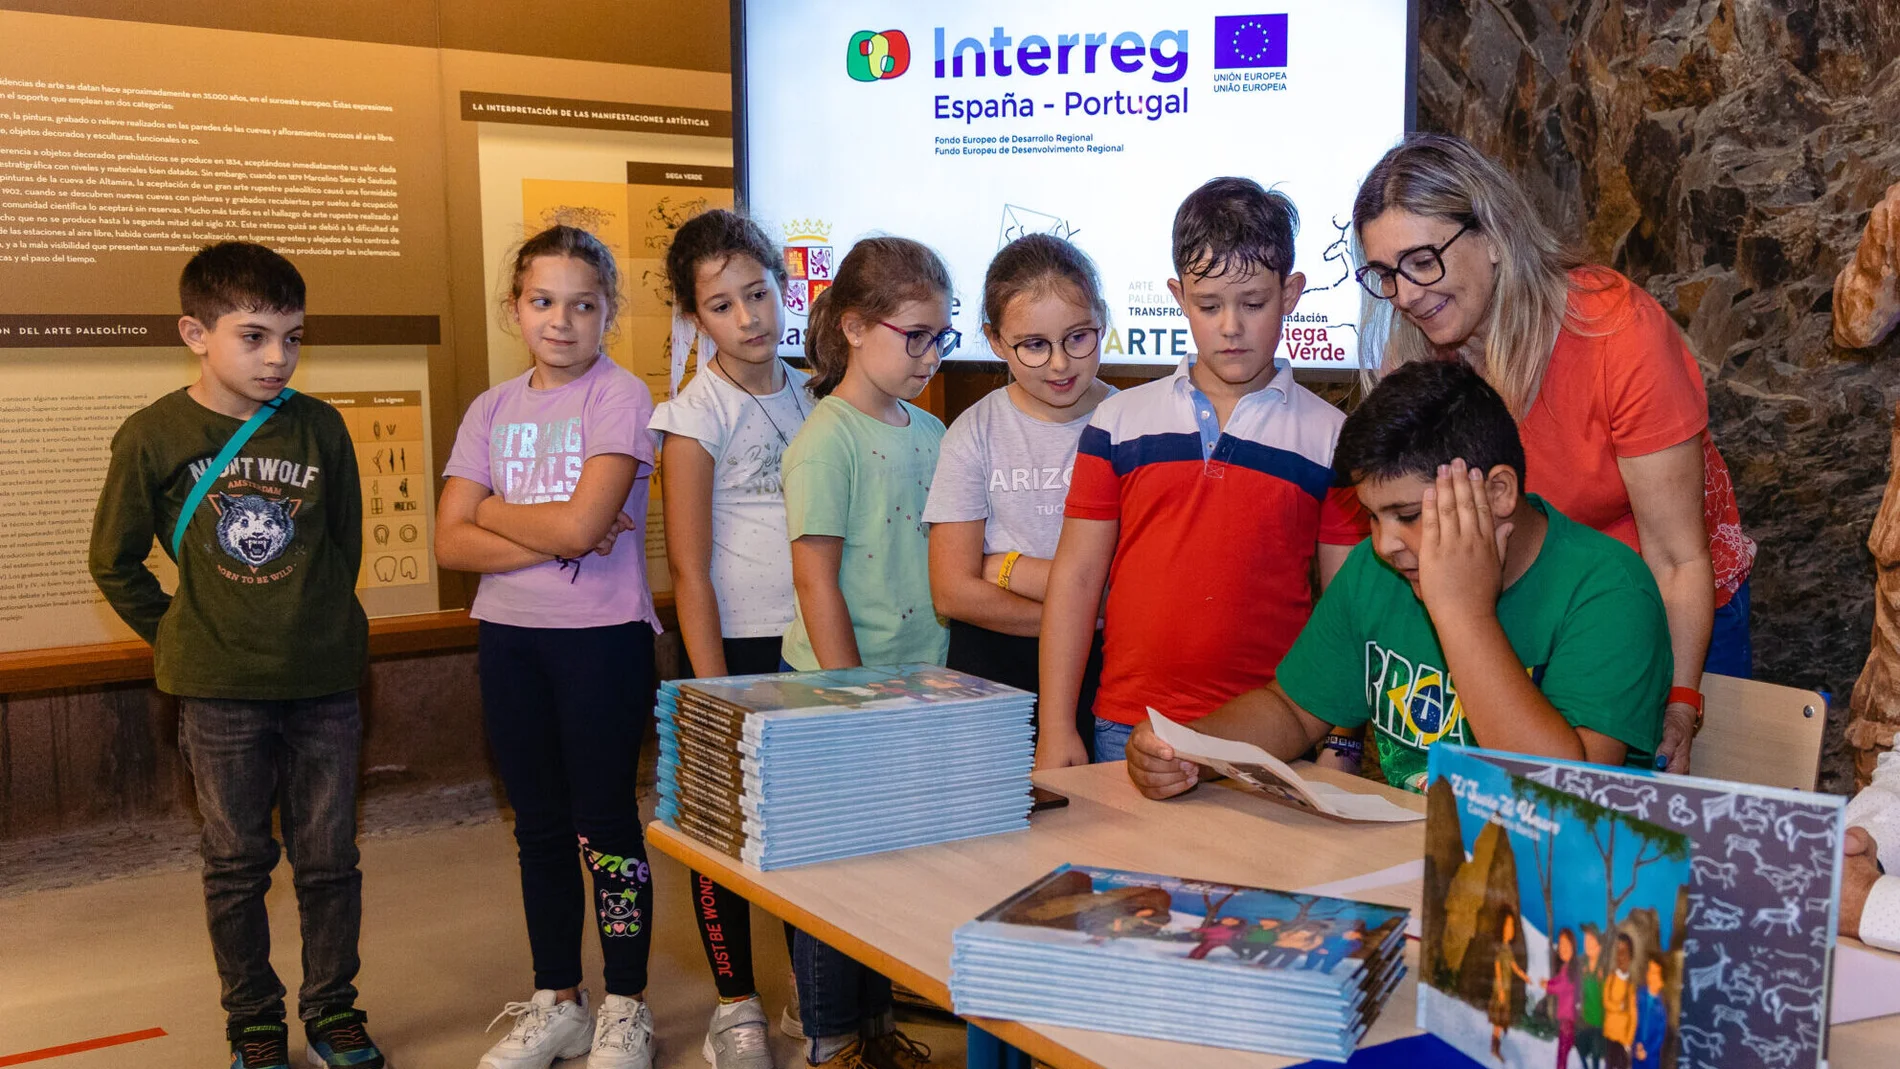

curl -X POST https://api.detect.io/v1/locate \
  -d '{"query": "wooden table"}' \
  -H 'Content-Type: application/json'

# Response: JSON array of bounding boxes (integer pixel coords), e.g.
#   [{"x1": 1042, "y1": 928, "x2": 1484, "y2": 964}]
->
[{"x1": 646, "y1": 761, "x2": 1900, "y2": 1068}]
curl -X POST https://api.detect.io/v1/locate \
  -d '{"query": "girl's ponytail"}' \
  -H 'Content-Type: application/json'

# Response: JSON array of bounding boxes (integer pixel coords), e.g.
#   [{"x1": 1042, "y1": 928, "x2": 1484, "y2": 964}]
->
[
  {"x1": 800, "y1": 235, "x2": 952, "y2": 400},
  {"x1": 804, "y1": 285, "x2": 850, "y2": 399}
]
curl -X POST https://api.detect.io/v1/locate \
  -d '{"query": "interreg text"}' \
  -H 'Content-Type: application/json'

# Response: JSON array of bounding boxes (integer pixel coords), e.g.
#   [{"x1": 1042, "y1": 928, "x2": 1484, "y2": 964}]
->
[{"x1": 929, "y1": 23, "x2": 1190, "y2": 127}]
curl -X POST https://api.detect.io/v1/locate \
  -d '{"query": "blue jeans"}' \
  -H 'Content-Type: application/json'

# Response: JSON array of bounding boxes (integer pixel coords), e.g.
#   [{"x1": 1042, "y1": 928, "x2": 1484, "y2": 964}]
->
[
  {"x1": 967, "y1": 1026, "x2": 1035, "y2": 1069},
  {"x1": 793, "y1": 927, "x2": 894, "y2": 1040},
  {"x1": 177, "y1": 690, "x2": 364, "y2": 1024},
  {"x1": 779, "y1": 657, "x2": 895, "y2": 1038},
  {"x1": 1094, "y1": 717, "x2": 1134, "y2": 763},
  {"x1": 1704, "y1": 577, "x2": 1753, "y2": 679}
]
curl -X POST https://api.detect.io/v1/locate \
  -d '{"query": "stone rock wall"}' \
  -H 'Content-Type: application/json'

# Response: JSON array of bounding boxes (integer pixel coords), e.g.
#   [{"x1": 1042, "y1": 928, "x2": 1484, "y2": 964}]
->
[{"x1": 1417, "y1": 0, "x2": 1900, "y2": 791}]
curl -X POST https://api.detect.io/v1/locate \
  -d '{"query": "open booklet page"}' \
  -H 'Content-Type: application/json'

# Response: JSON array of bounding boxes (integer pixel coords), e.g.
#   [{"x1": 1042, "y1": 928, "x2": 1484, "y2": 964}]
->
[{"x1": 1145, "y1": 709, "x2": 1422, "y2": 824}]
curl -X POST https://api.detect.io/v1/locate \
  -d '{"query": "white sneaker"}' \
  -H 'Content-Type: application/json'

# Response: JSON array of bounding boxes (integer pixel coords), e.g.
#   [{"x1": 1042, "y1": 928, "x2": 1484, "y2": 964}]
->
[
  {"x1": 702, "y1": 996, "x2": 775, "y2": 1069},
  {"x1": 588, "y1": 994, "x2": 655, "y2": 1069},
  {"x1": 479, "y1": 989, "x2": 594, "y2": 1069},
  {"x1": 779, "y1": 971, "x2": 804, "y2": 1040}
]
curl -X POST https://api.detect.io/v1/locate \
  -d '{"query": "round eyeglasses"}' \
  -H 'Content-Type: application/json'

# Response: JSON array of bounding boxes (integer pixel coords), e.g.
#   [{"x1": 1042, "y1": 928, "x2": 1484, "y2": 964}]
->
[
  {"x1": 879, "y1": 321, "x2": 962, "y2": 359},
  {"x1": 1005, "y1": 326, "x2": 1104, "y2": 368},
  {"x1": 1353, "y1": 222, "x2": 1475, "y2": 300}
]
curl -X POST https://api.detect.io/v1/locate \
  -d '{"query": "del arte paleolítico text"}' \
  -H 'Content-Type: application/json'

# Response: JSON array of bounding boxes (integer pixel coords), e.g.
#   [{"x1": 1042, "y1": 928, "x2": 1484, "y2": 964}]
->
[{"x1": 929, "y1": 24, "x2": 1189, "y2": 126}]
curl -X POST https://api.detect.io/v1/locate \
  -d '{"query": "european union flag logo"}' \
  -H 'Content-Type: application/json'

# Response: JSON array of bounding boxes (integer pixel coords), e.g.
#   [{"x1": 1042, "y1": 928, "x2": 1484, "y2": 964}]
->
[{"x1": 1213, "y1": 14, "x2": 1288, "y2": 69}]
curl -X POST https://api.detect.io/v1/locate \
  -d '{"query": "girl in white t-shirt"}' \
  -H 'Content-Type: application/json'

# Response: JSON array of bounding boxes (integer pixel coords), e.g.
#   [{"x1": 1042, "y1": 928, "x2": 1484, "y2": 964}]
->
[
  {"x1": 651, "y1": 209, "x2": 807, "y2": 1069},
  {"x1": 923, "y1": 234, "x2": 1114, "y2": 753}
]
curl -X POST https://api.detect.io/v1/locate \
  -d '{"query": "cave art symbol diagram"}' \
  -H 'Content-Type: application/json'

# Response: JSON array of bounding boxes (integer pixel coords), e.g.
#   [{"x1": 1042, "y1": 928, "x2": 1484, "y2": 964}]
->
[
  {"x1": 997, "y1": 204, "x2": 1080, "y2": 248},
  {"x1": 1290, "y1": 216, "x2": 1364, "y2": 343}
]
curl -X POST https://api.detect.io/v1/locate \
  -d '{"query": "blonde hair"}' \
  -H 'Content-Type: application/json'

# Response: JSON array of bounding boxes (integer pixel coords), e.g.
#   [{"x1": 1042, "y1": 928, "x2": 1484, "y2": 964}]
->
[{"x1": 1351, "y1": 134, "x2": 1581, "y2": 417}]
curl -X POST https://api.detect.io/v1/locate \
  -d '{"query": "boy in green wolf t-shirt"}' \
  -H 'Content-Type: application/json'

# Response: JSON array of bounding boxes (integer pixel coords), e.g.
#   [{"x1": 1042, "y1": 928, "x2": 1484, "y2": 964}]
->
[
  {"x1": 1125, "y1": 359, "x2": 1670, "y2": 797},
  {"x1": 88, "y1": 243, "x2": 383, "y2": 1069}
]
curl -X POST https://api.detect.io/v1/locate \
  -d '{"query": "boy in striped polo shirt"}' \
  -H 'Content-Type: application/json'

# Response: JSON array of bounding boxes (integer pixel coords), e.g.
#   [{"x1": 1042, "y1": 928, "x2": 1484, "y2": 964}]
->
[{"x1": 1036, "y1": 177, "x2": 1367, "y2": 768}]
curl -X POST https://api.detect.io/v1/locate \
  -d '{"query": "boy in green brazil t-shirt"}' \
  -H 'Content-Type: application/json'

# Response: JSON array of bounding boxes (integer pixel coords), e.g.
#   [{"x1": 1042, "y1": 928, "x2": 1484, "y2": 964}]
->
[{"x1": 1124, "y1": 359, "x2": 1671, "y2": 796}]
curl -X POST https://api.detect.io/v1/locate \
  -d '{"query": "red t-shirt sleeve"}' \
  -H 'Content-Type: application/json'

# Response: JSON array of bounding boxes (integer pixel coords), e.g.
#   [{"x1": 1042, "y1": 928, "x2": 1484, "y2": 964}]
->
[
  {"x1": 1596, "y1": 279, "x2": 1708, "y2": 458},
  {"x1": 1063, "y1": 425, "x2": 1121, "y2": 521},
  {"x1": 1318, "y1": 484, "x2": 1369, "y2": 545}
]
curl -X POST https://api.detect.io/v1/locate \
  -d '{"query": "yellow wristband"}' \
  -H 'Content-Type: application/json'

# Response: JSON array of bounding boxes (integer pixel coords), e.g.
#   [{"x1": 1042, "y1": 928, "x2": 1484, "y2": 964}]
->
[{"x1": 997, "y1": 550, "x2": 1023, "y2": 591}]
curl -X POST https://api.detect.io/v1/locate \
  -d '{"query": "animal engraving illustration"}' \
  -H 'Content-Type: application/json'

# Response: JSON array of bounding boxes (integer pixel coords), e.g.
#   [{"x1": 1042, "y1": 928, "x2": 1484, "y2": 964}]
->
[
  {"x1": 1750, "y1": 898, "x2": 1801, "y2": 937},
  {"x1": 1691, "y1": 857, "x2": 1738, "y2": 889},
  {"x1": 1591, "y1": 782, "x2": 1658, "y2": 819}
]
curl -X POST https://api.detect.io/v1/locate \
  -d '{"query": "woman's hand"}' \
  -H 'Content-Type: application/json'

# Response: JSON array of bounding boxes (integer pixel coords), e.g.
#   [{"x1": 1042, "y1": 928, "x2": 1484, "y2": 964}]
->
[
  {"x1": 1655, "y1": 703, "x2": 1699, "y2": 774},
  {"x1": 1843, "y1": 826, "x2": 1884, "y2": 941}
]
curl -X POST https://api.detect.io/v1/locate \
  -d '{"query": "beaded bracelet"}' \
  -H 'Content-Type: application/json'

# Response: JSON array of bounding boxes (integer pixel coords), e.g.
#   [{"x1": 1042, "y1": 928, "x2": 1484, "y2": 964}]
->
[{"x1": 1318, "y1": 735, "x2": 1364, "y2": 759}]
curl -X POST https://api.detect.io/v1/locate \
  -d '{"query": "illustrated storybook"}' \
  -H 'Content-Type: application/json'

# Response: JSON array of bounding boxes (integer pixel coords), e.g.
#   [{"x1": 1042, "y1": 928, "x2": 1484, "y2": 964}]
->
[
  {"x1": 952, "y1": 864, "x2": 1412, "y2": 1061},
  {"x1": 1420, "y1": 745, "x2": 1845, "y2": 1069},
  {"x1": 657, "y1": 664, "x2": 1037, "y2": 870}
]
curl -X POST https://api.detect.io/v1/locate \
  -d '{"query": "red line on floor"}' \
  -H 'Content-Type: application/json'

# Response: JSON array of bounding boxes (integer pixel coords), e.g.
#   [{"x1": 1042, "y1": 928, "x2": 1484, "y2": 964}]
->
[{"x1": 0, "y1": 1028, "x2": 168, "y2": 1066}]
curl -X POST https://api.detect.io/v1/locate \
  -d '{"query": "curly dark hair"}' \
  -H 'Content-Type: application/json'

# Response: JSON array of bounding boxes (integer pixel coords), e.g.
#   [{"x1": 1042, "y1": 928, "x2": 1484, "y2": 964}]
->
[{"x1": 664, "y1": 209, "x2": 787, "y2": 316}]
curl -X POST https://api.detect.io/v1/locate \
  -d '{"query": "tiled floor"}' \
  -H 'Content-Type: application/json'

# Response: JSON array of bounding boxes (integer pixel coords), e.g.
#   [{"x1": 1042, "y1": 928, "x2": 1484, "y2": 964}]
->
[{"x1": 0, "y1": 818, "x2": 967, "y2": 1068}]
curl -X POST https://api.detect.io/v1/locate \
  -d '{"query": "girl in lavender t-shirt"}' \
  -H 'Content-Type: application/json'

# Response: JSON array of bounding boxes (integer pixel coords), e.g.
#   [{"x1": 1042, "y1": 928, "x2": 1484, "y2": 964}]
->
[{"x1": 435, "y1": 225, "x2": 661, "y2": 1068}]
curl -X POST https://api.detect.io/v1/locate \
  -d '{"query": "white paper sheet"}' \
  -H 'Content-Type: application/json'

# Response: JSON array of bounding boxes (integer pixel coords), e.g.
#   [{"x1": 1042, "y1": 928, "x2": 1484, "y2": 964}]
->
[{"x1": 1146, "y1": 709, "x2": 1423, "y2": 824}]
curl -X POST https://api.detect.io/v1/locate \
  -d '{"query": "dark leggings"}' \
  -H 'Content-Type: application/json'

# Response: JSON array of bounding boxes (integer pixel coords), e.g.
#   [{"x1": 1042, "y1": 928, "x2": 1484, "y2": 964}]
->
[
  {"x1": 947, "y1": 619, "x2": 1104, "y2": 758},
  {"x1": 480, "y1": 620, "x2": 656, "y2": 997},
  {"x1": 689, "y1": 636, "x2": 797, "y2": 999}
]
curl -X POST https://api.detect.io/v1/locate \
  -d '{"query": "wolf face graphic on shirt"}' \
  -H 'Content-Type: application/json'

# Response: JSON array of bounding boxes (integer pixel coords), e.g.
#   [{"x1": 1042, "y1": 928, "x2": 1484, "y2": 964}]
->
[
  {"x1": 183, "y1": 452, "x2": 322, "y2": 583},
  {"x1": 213, "y1": 493, "x2": 300, "y2": 567}
]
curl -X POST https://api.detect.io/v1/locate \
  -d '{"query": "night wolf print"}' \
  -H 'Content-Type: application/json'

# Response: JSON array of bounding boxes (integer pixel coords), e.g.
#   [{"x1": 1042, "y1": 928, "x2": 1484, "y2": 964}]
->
[{"x1": 211, "y1": 493, "x2": 300, "y2": 569}]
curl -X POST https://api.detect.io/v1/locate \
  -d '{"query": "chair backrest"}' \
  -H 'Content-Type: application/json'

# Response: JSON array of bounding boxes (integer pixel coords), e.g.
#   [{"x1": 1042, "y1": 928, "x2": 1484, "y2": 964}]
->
[{"x1": 1693, "y1": 673, "x2": 1828, "y2": 792}]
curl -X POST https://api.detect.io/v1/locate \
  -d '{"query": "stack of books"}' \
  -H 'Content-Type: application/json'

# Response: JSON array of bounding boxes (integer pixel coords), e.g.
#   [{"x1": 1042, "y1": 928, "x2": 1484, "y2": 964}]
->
[
  {"x1": 951, "y1": 865, "x2": 1410, "y2": 1062},
  {"x1": 656, "y1": 663, "x2": 1036, "y2": 870}
]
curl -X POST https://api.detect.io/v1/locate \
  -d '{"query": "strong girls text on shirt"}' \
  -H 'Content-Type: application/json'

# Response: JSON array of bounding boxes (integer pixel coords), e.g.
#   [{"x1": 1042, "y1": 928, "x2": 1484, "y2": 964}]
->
[{"x1": 493, "y1": 417, "x2": 584, "y2": 502}]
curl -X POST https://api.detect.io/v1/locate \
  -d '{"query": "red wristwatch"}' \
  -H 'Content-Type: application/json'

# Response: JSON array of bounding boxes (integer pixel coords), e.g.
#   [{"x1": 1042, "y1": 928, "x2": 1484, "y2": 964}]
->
[{"x1": 1668, "y1": 686, "x2": 1705, "y2": 732}]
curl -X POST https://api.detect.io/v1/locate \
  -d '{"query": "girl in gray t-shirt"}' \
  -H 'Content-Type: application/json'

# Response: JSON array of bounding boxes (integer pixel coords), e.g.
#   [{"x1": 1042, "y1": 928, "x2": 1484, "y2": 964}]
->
[{"x1": 924, "y1": 234, "x2": 1116, "y2": 745}]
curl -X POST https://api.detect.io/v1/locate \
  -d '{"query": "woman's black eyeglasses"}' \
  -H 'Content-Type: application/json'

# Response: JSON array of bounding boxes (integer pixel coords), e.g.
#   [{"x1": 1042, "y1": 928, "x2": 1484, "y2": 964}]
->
[
  {"x1": 880, "y1": 321, "x2": 962, "y2": 358},
  {"x1": 1354, "y1": 222, "x2": 1474, "y2": 300},
  {"x1": 1004, "y1": 326, "x2": 1103, "y2": 368}
]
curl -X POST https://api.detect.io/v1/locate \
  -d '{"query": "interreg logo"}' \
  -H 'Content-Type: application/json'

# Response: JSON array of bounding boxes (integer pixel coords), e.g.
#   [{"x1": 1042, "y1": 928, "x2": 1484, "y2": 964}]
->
[
  {"x1": 1212, "y1": 14, "x2": 1288, "y2": 69},
  {"x1": 932, "y1": 25, "x2": 1189, "y2": 83},
  {"x1": 847, "y1": 29, "x2": 911, "y2": 81}
]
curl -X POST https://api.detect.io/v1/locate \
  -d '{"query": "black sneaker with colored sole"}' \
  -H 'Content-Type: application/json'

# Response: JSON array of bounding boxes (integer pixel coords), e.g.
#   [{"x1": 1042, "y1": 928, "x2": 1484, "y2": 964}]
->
[
  {"x1": 228, "y1": 1018, "x2": 292, "y2": 1069},
  {"x1": 304, "y1": 1007, "x2": 387, "y2": 1068}
]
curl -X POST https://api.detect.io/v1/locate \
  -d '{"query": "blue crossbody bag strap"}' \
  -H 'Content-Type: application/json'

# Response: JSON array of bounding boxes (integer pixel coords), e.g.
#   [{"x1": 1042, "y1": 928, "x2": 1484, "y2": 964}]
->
[{"x1": 169, "y1": 388, "x2": 297, "y2": 560}]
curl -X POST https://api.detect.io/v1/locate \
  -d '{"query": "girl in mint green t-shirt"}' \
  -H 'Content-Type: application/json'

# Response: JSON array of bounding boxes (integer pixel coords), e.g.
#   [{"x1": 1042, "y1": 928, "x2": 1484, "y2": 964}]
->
[
  {"x1": 781, "y1": 236, "x2": 957, "y2": 676},
  {"x1": 778, "y1": 235, "x2": 958, "y2": 1066}
]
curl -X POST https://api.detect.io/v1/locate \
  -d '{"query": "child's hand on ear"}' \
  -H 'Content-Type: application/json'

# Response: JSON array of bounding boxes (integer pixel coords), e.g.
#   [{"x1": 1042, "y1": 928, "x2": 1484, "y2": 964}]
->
[{"x1": 1417, "y1": 459, "x2": 1513, "y2": 625}]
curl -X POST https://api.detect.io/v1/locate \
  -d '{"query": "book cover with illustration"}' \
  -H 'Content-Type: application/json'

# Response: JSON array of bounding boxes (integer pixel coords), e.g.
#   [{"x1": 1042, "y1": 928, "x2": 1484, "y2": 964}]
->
[
  {"x1": 679, "y1": 663, "x2": 1029, "y2": 718},
  {"x1": 1474, "y1": 752, "x2": 1845, "y2": 1069},
  {"x1": 1421, "y1": 746, "x2": 1693, "y2": 1068},
  {"x1": 961, "y1": 865, "x2": 1408, "y2": 985},
  {"x1": 952, "y1": 865, "x2": 1411, "y2": 1059}
]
